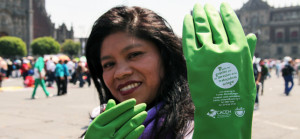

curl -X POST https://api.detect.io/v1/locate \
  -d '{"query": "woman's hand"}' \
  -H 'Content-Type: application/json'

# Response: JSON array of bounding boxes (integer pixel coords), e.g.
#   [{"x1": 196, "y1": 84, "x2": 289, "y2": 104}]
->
[
  {"x1": 182, "y1": 3, "x2": 257, "y2": 139},
  {"x1": 85, "y1": 99, "x2": 147, "y2": 139}
]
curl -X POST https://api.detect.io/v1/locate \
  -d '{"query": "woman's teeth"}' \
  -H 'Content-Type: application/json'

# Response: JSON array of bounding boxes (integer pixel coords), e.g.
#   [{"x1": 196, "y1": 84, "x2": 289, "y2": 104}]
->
[{"x1": 120, "y1": 83, "x2": 140, "y2": 91}]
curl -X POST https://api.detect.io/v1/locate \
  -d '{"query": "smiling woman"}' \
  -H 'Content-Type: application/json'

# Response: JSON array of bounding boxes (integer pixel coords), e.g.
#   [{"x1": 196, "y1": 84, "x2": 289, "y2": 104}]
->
[
  {"x1": 85, "y1": 6, "x2": 194, "y2": 139},
  {"x1": 84, "y1": 2, "x2": 257, "y2": 139}
]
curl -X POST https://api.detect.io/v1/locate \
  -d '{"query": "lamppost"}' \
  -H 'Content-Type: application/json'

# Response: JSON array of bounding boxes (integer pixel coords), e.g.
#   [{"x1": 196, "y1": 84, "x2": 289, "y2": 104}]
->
[{"x1": 28, "y1": 0, "x2": 33, "y2": 56}]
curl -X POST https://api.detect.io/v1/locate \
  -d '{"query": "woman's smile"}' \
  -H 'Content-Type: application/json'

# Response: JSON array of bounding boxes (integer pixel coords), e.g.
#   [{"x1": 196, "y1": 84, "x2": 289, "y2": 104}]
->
[{"x1": 117, "y1": 81, "x2": 142, "y2": 95}]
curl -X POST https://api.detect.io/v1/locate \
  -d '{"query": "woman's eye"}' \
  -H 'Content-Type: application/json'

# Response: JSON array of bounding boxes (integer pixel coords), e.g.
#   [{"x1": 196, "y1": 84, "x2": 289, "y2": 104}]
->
[
  {"x1": 102, "y1": 62, "x2": 115, "y2": 69},
  {"x1": 128, "y1": 52, "x2": 143, "y2": 59}
]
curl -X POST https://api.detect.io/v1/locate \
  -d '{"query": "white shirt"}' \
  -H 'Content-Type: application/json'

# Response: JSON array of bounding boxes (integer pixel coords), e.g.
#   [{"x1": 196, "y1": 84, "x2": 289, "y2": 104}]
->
[
  {"x1": 46, "y1": 60, "x2": 54, "y2": 71},
  {"x1": 67, "y1": 61, "x2": 75, "y2": 71}
]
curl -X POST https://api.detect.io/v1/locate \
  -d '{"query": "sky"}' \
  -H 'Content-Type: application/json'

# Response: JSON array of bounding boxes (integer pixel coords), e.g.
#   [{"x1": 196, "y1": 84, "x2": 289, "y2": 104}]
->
[{"x1": 45, "y1": 0, "x2": 300, "y2": 38}]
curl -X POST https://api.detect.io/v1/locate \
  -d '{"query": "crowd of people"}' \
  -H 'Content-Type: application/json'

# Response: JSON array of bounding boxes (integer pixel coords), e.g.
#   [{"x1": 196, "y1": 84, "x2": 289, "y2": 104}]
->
[
  {"x1": 252, "y1": 56, "x2": 300, "y2": 110},
  {"x1": 0, "y1": 56, "x2": 299, "y2": 99},
  {"x1": 0, "y1": 56, "x2": 91, "y2": 98},
  {"x1": 0, "y1": 55, "x2": 299, "y2": 97}
]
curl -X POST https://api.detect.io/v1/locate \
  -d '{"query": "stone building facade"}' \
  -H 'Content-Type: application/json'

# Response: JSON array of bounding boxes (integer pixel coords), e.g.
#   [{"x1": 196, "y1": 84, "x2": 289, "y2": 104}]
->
[
  {"x1": 0, "y1": 0, "x2": 73, "y2": 55},
  {"x1": 236, "y1": 0, "x2": 300, "y2": 59}
]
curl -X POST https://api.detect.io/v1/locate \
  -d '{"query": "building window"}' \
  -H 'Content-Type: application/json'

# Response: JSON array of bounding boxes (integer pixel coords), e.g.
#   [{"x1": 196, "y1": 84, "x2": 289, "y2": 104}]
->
[
  {"x1": 290, "y1": 31, "x2": 298, "y2": 41},
  {"x1": 276, "y1": 32, "x2": 284, "y2": 42},
  {"x1": 276, "y1": 47, "x2": 283, "y2": 55},
  {"x1": 291, "y1": 46, "x2": 298, "y2": 54}
]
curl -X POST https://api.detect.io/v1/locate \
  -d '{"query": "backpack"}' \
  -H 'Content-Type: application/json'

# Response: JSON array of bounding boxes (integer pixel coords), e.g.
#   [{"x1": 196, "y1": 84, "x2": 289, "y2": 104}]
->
[
  {"x1": 261, "y1": 65, "x2": 269, "y2": 79},
  {"x1": 282, "y1": 65, "x2": 292, "y2": 76}
]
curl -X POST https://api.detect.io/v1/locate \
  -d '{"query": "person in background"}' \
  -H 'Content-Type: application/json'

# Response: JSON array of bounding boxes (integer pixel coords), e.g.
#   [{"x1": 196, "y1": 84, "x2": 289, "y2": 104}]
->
[
  {"x1": 253, "y1": 57, "x2": 261, "y2": 110},
  {"x1": 85, "y1": 62, "x2": 91, "y2": 87},
  {"x1": 62, "y1": 60, "x2": 70, "y2": 95},
  {"x1": 55, "y1": 60, "x2": 65, "y2": 96},
  {"x1": 259, "y1": 59, "x2": 269, "y2": 95},
  {"x1": 297, "y1": 62, "x2": 300, "y2": 85},
  {"x1": 275, "y1": 60, "x2": 281, "y2": 78},
  {"x1": 67, "y1": 59, "x2": 75, "y2": 76},
  {"x1": 46, "y1": 58, "x2": 56, "y2": 87},
  {"x1": 21, "y1": 59, "x2": 30, "y2": 81},
  {"x1": 0, "y1": 57, "x2": 6, "y2": 87},
  {"x1": 74, "y1": 61, "x2": 86, "y2": 88},
  {"x1": 31, "y1": 57, "x2": 53, "y2": 99},
  {"x1": 282, "y1": 60, "x2": 295, "y2": 96},
  {"x1": 6, "y1": 60, "x2": 13, "y2": 78}
]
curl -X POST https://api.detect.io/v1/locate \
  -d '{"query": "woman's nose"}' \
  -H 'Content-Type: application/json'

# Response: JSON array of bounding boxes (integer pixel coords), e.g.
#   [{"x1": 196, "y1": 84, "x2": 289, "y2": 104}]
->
[{"x1": 114, "y1": 63, "x2": 133, "y2": 80}]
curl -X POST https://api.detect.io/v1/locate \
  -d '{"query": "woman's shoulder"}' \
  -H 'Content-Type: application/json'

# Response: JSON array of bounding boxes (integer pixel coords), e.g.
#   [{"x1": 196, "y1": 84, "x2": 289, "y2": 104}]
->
[{"x1": 184, "y1": 120, "x2": 194, "y2": 139}]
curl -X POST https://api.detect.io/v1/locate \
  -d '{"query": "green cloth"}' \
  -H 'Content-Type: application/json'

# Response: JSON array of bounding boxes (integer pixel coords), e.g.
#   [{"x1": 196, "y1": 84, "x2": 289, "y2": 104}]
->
[
  {"x1": 182, "y1": 3, "x2": 257, "y2": 139},
  {"x1": 85, "y1": 99, "x2": 147, "y2": 139},
  {"x1": 32, "y1": 57, "x2": 48, "y2": 98},
  {"x1": 34, "y1": 57, "x2": 44, "y2": 72},
  {"x1": 31, "y1": 79, "x2": 49, "y2": 98}
]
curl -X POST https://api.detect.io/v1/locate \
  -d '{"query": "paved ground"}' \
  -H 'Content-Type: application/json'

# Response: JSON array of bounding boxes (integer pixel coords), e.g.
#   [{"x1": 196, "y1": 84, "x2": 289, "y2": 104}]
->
[
  {"x1": 0, "y1": 70, "x2": 299, "y2": 139},
  {"x1": 0, "y1": 78, "x2": 100, "y2": 139},
  {"x1": 252, "y1": 70, "x2": 300, "y2": 139}
]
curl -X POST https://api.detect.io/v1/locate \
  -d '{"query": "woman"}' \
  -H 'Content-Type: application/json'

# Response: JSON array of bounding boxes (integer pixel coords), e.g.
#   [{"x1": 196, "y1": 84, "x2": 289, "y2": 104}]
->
[
  {"x1": 85, "y1": 6, "x2": 194, "y2": 138},
  {"x1": 85, "y1": 3, "x2": 256, "y2": 139}
]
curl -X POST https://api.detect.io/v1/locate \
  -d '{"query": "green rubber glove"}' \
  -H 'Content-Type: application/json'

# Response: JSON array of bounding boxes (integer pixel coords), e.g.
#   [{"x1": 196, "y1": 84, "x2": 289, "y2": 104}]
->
[
  {"x1": 85, "y1": 99, "x2": 147, "y2": 139},
  {"x1": 182, "y1": 3, "x2": 257, "y2": 139}
]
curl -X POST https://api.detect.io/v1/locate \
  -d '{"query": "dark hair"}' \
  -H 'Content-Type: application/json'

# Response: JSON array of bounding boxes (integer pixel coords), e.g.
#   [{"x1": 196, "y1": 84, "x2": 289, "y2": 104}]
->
[{"x1": 86, "y1": 6, "x2": 194, "y2": 138}]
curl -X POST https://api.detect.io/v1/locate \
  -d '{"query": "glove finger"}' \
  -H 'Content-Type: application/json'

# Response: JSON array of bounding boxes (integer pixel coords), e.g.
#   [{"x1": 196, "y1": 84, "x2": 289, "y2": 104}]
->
[
  {"x1": 183, "y1": 14, "x2": 201, "y2": 65},
  {"x1": 125, "y1": 125, "x2": 145, "y2": 139},
  {"x1": 204, "y1": 4, "x2": 228, "y2": 45},
  {"x1": 246, "y1": 33, "x2": 257, "y2": 59},
  {"x1": 95, "y1": 98, "x2": 136, "y2": 126},
  {"x1": 115, "y1": 111, "x2": 147, "y2": 138},
  {"x1": 183, "y1": 14, "x2": 198, "y2": 52},
  {"x1": 106, "y1": 99, "x2": 116, "y2": 110},
  {"x1": 110, "y1": 103, "x2": 146, "y2": 130},
  {"x1": 193, "y1": 3, "x2": 213, "y2": 45},
  {"x1": 220, "y1": 2, "x2": 246, "y2": 46},
  {"x1": 85, "y1": 99, "x2": 135, "y2": 138}
]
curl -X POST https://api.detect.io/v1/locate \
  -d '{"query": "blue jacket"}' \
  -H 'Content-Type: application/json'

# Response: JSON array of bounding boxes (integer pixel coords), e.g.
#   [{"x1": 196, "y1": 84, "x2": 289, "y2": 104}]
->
[
  {"x1": 63, "y1": 64, "x2": 70, "y2": 76},
  {"x1": 55, "y1": 63, "x2": 64, "y2": 77}
]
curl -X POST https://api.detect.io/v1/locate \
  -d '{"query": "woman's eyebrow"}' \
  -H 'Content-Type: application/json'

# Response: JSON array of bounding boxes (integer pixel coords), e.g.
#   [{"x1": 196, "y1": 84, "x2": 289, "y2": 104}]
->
[
  {"x1": 100, "y1": 55, "x2": 112, "y2": 61},
  {"x1": 100, "y1": 43, "x2": 143, "y2": 61},
  {"x1": 121, "y1": 43, "x2": 142, "y2": 53}
]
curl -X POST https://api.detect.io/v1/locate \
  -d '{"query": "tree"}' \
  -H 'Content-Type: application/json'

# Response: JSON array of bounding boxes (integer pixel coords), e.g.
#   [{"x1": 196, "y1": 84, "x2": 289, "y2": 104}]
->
[
  {"x1": 61, "y1": 39, "x2": 80, "y2": 57},
  {"x1": 0, "y1": 36, "x2": 27, "y2": 58},
  {"x1": 31, "y1": 37, "x2": 60, "y2": 56}
]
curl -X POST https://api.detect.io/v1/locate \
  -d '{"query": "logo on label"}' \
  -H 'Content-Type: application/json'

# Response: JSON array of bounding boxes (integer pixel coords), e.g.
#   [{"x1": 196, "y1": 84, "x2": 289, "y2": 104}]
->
[
  {"x1": 207, "y1": 109, "x2": 218, "y2": 118},
  {"x1": 235, "y1": 107, "x2": 245, "y2": 117},
  {"x1": 212, "y1": 62, "x2": 239, "y2": 89},
  {"x1": 207, "y1": 109, "x2": 232, "y2": 118}
]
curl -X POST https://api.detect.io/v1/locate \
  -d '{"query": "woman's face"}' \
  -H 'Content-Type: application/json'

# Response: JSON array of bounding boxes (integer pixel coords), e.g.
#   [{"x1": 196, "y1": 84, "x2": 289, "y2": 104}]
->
[{"x1": 100, "y1": 32, "x2": 164, "y2": 104}]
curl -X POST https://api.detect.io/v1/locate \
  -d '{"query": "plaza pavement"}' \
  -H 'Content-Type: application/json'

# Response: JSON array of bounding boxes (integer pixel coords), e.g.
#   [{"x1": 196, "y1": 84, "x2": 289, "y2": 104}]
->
[{"x1": 0, "y1": 70, "x2": 299, "y2": 139}]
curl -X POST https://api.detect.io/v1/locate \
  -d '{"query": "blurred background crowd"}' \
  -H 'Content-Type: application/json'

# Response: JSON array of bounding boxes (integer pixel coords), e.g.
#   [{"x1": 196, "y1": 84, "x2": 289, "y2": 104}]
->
[{"x1": 0, "y1": 55, "x2": 90, "y2": 89}]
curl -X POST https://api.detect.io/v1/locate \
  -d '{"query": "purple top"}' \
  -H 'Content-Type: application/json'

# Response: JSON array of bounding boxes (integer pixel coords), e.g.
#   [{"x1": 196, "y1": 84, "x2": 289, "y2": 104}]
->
[{"x1": 139, "y1": 102, "x2": 173, "y2": 139}]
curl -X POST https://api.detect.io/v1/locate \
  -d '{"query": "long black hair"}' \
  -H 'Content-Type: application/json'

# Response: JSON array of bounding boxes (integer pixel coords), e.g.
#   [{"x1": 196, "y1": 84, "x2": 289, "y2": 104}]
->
[{"x1": 85, "y1": 6, "x2": 194, "y2": 138}]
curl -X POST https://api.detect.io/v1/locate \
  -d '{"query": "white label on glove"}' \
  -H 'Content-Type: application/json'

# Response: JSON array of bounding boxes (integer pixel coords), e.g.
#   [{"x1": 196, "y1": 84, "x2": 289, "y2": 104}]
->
[{"x1": 213, "y1": 62, "x2": 238, "y2": 89}]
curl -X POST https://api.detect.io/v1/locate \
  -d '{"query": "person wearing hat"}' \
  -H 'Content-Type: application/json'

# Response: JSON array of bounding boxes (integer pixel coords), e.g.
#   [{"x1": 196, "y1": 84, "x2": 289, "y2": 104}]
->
[{"x1": 31, "y1": 57, "x2": 53, "y2": 99}]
